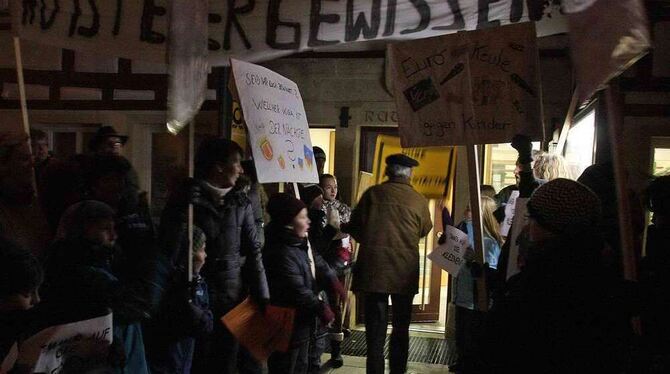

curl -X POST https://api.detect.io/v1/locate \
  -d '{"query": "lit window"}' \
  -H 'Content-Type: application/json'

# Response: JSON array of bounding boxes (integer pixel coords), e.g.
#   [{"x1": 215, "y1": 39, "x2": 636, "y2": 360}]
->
[{"x1": 564, "y1": 109, "x2": 596, "y2": 178}]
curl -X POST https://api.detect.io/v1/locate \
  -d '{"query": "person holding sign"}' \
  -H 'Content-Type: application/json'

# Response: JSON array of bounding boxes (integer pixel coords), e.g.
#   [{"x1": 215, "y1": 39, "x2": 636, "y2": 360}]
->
[
  {"x1": 344, "y1": 154, "x2": 432, "y2": 374},
  {"x1": 263, "y1": 193, "x2": 342, "y2": 374},
  {"x1": 485, "y1": 179, "x2": 631, "y2": 373},
  {"x1": 451, "y1": 196, "x2": 502, "y2": 374},
  {"x1": 159, "y1": 138, "x2": 269, "y2": 374}
]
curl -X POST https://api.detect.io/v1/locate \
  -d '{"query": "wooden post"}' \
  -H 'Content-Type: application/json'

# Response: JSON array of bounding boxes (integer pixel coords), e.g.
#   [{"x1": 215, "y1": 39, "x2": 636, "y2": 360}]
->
[
  {"x1": 13, "y1": 37, "x2": 30, "y2": 136},
  {"x1": 466, "y1": 145, "x2": 488, "y2": 312},
  {"x1": 555, "y1": 91, "x2": 579, "y2": 155},
  {"x1": 187, "y1": 121, "x2": 195, "y2": 282},
  {"x1": 605, "y1": 86, "x2": 637, "y2": 281}
]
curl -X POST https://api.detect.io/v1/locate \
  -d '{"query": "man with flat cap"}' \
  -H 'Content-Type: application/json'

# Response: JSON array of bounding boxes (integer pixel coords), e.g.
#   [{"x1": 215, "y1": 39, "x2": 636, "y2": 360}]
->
[{"x1": 344, "y1": 153, "x2": 432, "y2": 374}]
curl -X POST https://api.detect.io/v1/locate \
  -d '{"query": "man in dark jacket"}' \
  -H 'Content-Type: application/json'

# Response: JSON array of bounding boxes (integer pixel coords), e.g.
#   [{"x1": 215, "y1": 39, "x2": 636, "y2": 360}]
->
[
  {"x1": 159, "y1": 138, "x2": 269, "y2": 374},
  {"x1": 345, "y1": 154, "x2": 432, "y2": 374}
]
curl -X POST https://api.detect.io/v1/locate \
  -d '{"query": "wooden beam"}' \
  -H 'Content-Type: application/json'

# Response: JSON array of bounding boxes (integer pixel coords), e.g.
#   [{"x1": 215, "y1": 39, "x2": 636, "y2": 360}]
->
[{"x1": 466, "y1": 145, "x2": 488, "y2": 312}]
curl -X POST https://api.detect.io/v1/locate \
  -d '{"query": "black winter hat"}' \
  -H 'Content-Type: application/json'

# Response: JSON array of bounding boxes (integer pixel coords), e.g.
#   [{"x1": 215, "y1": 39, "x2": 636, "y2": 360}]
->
[
  {"x1": 268, "y1": 193, "x2": 307, "y2": 226},
  {"x1": 89, "y1": 126, "x2": 128, "y2": 151},
  {"x1": 386, "y1": 153, "x2": 419, "y2": 168},
  {"x1": 301, "y1": 184, "x2": 324, "y2": 207},
  {"x1": 527, "y1": 178, "x2": 601, "y2": 235}
]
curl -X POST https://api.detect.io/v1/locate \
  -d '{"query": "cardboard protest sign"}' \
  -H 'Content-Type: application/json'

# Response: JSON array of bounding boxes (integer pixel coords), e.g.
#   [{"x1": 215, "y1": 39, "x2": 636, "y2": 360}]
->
[
  {"x1": 371, "y1": 135, "x2": 456, "y2": 199},
  {"x1": 500, "y1": 190, "x2": 520, "y2": 237},
  {"x1": 389, "y1": 22, "x2": 543, "y2": 147},
  {"x1": 428, "y1": 226, "x2": 470, "y2": 276},
  {"x1": 506, "y1": 197, "x2": 529, "y2": 280},
  {"x1": 16, "y1": 313, "x2": 113, "y2": 374},
  {"x1": 231, "y1": 59, "x2": 318, "y2": 184},
  {"x1": 222, "y1": 297, "x2": 294, "y2": 362},
  {"x1": 567, "y1": 0, "x2": 650, "y2": 105},
  {"x1": 10, "y1": 1, "x2": 567, "y2": 65}
]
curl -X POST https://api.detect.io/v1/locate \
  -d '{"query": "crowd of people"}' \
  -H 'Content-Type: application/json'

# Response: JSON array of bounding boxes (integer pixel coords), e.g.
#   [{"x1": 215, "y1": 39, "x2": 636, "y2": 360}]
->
[{"x1": 0, "y1": 126, "x2": 669, "y2": 374}]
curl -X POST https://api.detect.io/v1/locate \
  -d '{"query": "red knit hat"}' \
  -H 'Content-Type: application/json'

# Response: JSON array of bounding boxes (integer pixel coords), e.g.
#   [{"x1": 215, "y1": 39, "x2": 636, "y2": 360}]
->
[{"x1": 268, "y1": 193, "x2": 307, "y2": 226}]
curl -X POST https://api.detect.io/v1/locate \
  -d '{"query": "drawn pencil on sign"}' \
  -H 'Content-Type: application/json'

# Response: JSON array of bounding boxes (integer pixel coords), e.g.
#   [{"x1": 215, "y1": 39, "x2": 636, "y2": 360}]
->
[
  {"x1": 440, "y1": 63, "x2": 465, "y2": 85},
  {"x1": 510, "y1": 73, "x2": 536, "y2": 97}
]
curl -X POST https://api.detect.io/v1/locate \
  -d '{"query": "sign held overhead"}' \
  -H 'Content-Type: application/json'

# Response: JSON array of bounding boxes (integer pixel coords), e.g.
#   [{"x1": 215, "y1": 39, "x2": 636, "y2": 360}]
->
[
  {"x1": 230, "y1": 59, "x2": 318, "y2": 184},
  {"x1": 388, "y1": 22, "x2": 544, "y2": 148}
]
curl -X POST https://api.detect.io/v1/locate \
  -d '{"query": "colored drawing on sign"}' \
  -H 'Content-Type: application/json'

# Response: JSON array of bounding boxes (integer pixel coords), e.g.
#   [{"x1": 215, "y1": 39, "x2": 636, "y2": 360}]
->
[{"x1": 260, "y1": 137, "x2": 273, "y2": 160}]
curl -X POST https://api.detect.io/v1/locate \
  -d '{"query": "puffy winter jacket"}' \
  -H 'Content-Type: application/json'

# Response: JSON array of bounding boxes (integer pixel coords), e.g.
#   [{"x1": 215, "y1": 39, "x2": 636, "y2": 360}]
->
[
  {"x1": 145, "y1": 270, "x2": 213, "y2": 374},
  {"x1": 159, "y1": 178, "x2": 269, "y2": 316},
  {"x1": 263, "y1": 224, "x2": 333, "y2": 346}
]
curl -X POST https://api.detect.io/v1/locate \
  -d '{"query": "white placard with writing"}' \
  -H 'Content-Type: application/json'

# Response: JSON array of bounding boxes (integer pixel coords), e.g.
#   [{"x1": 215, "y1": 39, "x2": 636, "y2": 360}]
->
[
  {"x1": 428, "y1": 225, "x2": 470, "y2": 276},
  {"x1": 231, "y1": 59, "x2": 318, "y2": 184},
  {"x1": 506, "y1": 197, "x2": 529, "y2": 280},
  {"x1": 24, "y1": 313, "x2": 113, "y2": 374},
  {"x1": 500, "y1": 190, "x2": 520, "y2": 237}
]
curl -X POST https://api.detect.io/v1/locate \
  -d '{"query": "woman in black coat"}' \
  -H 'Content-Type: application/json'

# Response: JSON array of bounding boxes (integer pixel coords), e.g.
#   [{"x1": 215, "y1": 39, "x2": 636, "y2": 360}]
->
[{"x1": 263, "y1": 193, "x2": 341, "y2": 374}]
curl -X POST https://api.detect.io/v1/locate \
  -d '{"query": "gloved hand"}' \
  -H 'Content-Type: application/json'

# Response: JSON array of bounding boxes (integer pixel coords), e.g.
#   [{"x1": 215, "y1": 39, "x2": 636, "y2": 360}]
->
[
  {"x1": 463, "y1": 246, "x2": 476, "y2": 262},
  {"x1": 328, "y1": 208, "x2": 341, "y2": 230},
  {"x1": 256, "y1": 297, "x2": 270, "y2": 314},
  {"x1": 511, "y1": 134, "x2": 533, "y2": 164},
  {"x1": 330, "y1": 277, "x2": 348, "y2": 302},
  {"x1": 320, "y1": 303, "x2": 335, "y2": 326}
]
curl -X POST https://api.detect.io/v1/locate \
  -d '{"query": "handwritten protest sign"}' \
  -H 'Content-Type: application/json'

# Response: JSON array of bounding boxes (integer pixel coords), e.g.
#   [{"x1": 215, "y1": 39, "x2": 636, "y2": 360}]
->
[
  {"x1": 10, "y1": 1, "x2": 566, "y2": 65},
  {"x1": 506, "y1": 197, "x2": 529, "y2": 280},
  {"x1": 231, "y1": 59, "x2": 318, "y2": 184},
  {"x1": 371, "y1": 135, "x2": 456, "y2": 199},
  {"x1": 428, "y1": 226, "x2": 470, "y2": 276},
  {"x1": 500, "y1": 190, "x2": 520, "y2": 237},
  {"x1": 14, "y1": 313, "x2": 113, "y2": 374},
  {"x1": 389, "y1": 22, "x2": 543, "y2": 147}
]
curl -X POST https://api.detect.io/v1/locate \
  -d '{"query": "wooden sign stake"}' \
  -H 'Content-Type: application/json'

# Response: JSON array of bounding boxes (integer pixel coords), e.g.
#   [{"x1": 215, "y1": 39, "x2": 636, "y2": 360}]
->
[
  {"x1": 466, "y1": 145, "x2": 488, "y2": 312},
  {"x1": 605, "y1": 86, "x2": 637, "y2": 281},
  {"x1": 187, "y1": 121, "x2": 195, "y2": 283}
]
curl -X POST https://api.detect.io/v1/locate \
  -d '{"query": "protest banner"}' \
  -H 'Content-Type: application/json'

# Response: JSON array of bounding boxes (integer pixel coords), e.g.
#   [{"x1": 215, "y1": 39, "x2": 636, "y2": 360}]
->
[
  {"x1": 231, "y1": 59, "x2": 318, "y2": 184},
  {"x1": 388, "y1": 22, "x2": 543, "y2": 148},
  {"x1": 506, "y1": 197, "x2": 528, "y2": 280},
  {"x1": 356, "y1": 171, "x2": 375, "y2": 202},
  {"x1": 15, "y1": 313, "x2": 113, "y2": 374},
  {"x1": 371, "y1": 135, "x2": 455, "y2": 199},
  {"x1": 10, "y1": 1, "x2": 567, "y2": 65},
  {"x1": 428, "y1": 225, "x2": 469, "y2": 276},
  {"x1": 500, "y1": 190, "x2": 520, "y2": 237}
]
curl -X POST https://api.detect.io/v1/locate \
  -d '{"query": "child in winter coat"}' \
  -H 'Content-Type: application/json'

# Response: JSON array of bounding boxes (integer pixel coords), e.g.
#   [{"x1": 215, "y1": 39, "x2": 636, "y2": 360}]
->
[
  {"x1": 263, "y1": 193, "x2": 344, "y2": 374},
  {"x1": 145, "y1": 226, "x2": 213, "y2": 374}
]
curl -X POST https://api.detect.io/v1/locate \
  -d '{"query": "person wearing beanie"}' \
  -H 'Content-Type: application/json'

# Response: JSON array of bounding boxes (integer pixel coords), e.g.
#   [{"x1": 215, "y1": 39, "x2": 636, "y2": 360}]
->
[
  {"x1": 263, "y1": 193, "x2": 344, "y2": 374},
  {"x1": 344, "y1": 153, "x2": 432, "y2": 374},
  {"x1": 159, "y1": 137, "x2": 268, "y2": 374},
  {"x1": 485, "y1": 179, "x2": 632, "y2": 373},
  {"x1": 145, "y1": 226, "x2": 214, "y2": 374}
]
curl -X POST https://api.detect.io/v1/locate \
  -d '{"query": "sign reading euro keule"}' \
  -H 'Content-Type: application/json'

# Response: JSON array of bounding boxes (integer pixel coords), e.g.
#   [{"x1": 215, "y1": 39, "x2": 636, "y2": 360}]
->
[
  {"x1": 231, "y1": 59, "x2": 318, "y2": 184},
  {"x1": 389, "y1": 22, "x2": 543, "y2": 147}
]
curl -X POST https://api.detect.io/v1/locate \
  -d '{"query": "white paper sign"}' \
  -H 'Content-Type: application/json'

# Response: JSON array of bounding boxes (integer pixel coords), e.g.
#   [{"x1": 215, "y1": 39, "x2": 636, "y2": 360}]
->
[
  {"x1": 500, "y1": 190, "x2": 520, "y2": 237},
  {"x1": 506, "y1": 197, "x2": 529, "y2": 280},
  {"x1": 24, "y1": 313, "x2": 113, "y2": 374},
  {"x1": 231, "y1": 59, "x2": 318, "y2": 184},
  {"x1": 428, "y1": 226, "x2": 470, "y2": 275}
]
